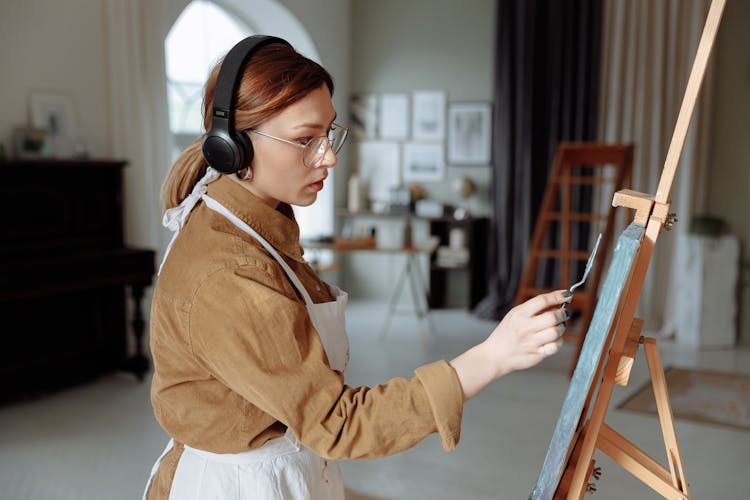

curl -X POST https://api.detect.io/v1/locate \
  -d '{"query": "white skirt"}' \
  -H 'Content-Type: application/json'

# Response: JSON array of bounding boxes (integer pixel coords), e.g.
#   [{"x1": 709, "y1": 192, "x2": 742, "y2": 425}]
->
[{"x1": 144, "y1": 430, "x2": 345, "y2": 500}]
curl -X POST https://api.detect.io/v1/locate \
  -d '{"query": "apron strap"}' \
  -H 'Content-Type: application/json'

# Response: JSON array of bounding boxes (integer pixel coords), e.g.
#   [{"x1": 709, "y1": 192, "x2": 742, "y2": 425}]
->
[{"x1": 201, "y1": 195, "x2": 314, "y2": 306}]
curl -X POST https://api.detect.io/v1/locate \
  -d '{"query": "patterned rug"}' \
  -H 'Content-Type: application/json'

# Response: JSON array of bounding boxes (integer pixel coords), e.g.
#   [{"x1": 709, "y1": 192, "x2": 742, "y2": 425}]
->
[
  {"x1": 618, "y1": 367, "x2": 750, "y2": 431},
  {"x1": 345, "y1": 489, "x2": 381, "y2": 500}
]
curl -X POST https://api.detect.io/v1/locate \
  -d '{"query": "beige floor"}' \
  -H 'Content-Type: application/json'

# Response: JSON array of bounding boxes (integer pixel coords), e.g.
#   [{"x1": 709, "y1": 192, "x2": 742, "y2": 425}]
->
[{"x1": 0, "y1": 300, "x2": 748, "y2": 499}]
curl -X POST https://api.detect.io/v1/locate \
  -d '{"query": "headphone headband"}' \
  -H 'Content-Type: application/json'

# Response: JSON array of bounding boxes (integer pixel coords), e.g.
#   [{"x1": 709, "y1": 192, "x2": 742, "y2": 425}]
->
[{"x1": 203, "y1": 35, "x2": 293, "y2": 174}]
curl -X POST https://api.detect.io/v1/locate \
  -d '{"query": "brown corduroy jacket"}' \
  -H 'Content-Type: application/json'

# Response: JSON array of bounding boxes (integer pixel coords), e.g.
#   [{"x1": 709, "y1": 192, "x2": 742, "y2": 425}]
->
[{"x1": 146, "y1": 175, "x2": 463, "y2": 498}]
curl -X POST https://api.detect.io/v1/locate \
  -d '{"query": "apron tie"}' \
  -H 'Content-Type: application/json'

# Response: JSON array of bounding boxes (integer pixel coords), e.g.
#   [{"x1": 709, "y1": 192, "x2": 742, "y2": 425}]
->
[{"x1": 159, "y1": 166, "x2": 221, "y2": 274}]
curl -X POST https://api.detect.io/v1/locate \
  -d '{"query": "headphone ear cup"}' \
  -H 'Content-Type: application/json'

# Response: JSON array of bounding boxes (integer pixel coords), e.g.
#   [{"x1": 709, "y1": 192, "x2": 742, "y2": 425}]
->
[
  {"x1": 234, "y1": 130, "x2": 254, "y2": 168},
  {"x1": 202, "y1": 128, "x2": 242, "y2": 174}
]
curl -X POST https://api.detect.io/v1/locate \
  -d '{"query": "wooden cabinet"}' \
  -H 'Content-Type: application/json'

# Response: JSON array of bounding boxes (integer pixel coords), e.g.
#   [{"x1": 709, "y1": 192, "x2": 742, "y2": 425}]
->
[
  {"x1": 0, "y1": 159, "x2": 155, "y2": 403},
  {"x1": 427, "y1": 216, "x2": 489, "y2": 309}
]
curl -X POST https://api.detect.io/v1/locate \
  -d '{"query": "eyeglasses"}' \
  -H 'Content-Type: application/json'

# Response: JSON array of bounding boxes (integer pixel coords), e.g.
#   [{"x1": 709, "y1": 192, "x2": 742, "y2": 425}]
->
[{"x1": 247, "y1": 123, "x2": 348, "y2": 168}]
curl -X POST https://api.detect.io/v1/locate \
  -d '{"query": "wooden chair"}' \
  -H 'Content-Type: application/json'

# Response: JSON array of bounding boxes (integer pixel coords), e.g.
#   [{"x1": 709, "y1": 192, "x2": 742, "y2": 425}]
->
[{"x1": 513, "y1": 143, "x2": 633, "y2": 374}]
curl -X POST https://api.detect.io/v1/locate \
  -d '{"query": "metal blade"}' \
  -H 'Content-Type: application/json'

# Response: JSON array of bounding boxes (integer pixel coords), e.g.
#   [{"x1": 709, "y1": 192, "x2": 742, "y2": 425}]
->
[{"x1": 569, "y1": 233, "x2": 602, "y2": 293}]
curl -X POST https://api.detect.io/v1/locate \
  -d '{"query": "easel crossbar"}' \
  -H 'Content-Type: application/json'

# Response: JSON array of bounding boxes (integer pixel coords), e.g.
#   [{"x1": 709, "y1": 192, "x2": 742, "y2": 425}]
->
[{"x1": 597, "y1": 423, "x2": 687, "y2": 500}]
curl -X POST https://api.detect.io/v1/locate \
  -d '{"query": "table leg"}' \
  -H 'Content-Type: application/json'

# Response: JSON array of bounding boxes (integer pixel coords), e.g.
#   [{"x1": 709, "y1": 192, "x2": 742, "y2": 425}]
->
[
  {"x1": 379, "y1": 255, "x2": 411, "y2": 340},
  {"x1": 122, "y1": 283, "x2": 150, "y2": 381},
  {"x1": 380, "y1": 253, "x2": 433, "y2": 348},
  {"x1": 406, "y1": 254, "x2": 433, "y2": 347}
]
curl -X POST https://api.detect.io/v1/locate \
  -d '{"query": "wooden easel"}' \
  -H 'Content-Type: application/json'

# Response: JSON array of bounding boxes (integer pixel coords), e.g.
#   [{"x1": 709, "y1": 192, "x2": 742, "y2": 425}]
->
[
  {"x1": 530, "y1": 0, "x2": 726, "y2": 498},
  {"x1": 513, "y1": 143, "x2": 633, "y2": 376}
]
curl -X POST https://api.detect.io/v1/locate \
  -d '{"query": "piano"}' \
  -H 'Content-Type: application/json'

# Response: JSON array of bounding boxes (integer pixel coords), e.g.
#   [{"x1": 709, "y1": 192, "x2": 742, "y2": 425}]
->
[{"x1": 0, "y1": 158, "x2": 155, "y2": 403}]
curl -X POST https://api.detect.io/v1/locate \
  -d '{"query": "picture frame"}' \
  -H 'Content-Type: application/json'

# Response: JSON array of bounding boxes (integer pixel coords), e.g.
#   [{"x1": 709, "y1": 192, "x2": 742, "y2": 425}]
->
[
  {"x1": 28, "y1": 92, "x2": 78, "y2": 158},
  {"x1": 412, "y1": 90, "x2": 446, "y2": 141},
  {"x1": 350, "y1": 93, "x2": 378, "y2": 140},
  {"x1": 447, "y1": 102, "x2": 492, "y2": 165},
  {"x1": 378, "y1": 93, "x2": 409, "y2": 140},
  {"x1": 402, "y1": 143, "x2": 444, "y2": 183},
  {"x1": 357, "y1": 141, "x2": 401, "y2": 205}
]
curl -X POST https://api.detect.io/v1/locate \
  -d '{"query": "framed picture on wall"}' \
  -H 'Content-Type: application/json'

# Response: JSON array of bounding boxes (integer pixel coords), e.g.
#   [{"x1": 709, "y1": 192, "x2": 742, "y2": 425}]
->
[
  {"x1": 378, "y1": 93, "x2": 409, "y2": 140},
  {"x1": 28, "y1": 92, "x2": 78, "y2": 158},
  {"x1": 402, "y1": 143, "x2": 444, "y2": 183},
  {"x1": 350, "y1": 93, "x2": 378, "y2": 140},
  {"x1": 447, "y1": 102, "x2": 492, "y2": 165},
  {"x1": 357, "y1": 141, "x2": 401, "y2": 205},
  {"x1": 412, "y1": 90, "x2": 446, "y2": 141}
]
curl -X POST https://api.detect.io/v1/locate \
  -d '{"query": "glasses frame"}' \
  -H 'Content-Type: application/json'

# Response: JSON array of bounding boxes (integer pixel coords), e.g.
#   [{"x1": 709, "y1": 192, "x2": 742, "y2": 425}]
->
[{"x1": 246, "y1": 122, "x2": 348, "y2": 168}]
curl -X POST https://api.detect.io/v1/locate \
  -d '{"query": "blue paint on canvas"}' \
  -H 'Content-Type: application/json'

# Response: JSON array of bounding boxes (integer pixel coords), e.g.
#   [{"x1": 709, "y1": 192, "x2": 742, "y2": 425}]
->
[{"x1": 530, "y1": 223, "x2": 645, "y2": 500}]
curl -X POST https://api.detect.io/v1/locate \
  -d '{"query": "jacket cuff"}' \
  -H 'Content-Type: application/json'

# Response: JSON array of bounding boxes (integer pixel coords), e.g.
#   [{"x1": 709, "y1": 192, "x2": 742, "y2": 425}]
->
[{"x1": 414, "y1": 360, "x2": 463, "y2": 451}]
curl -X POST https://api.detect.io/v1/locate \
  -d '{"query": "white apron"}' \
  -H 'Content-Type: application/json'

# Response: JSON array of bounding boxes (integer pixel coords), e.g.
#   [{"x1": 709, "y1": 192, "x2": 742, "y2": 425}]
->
[{"x1": 144, "y1": 170, "x2": 349, "y2": 499}]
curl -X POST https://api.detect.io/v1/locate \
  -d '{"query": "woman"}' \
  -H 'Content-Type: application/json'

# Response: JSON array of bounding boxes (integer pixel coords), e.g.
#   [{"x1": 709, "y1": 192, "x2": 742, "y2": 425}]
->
[{"x1": 144, "y1": 35, "x2": 570, "y2": 499}]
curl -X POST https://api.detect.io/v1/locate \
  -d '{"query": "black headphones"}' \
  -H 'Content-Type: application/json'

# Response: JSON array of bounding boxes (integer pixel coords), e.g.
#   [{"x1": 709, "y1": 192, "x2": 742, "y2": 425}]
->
[{"x1": 202, "y1": 35, "x2": 292, "y2": 175}]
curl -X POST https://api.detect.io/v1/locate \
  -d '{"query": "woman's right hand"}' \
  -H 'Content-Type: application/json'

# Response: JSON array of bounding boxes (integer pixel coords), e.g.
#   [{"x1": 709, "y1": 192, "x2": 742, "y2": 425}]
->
[
  {"x1": 483, "y1": 290, "x2": 571, "y2": 379},
  {"x1": 449, "y1": 290, "x2": 571, "y2": 401}
]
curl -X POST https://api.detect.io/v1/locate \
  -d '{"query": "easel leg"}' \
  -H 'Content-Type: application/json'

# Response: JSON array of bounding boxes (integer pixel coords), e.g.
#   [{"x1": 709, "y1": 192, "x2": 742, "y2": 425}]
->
[{"x1": 642, "y1": 337, "x2": 689, "y2": 496}]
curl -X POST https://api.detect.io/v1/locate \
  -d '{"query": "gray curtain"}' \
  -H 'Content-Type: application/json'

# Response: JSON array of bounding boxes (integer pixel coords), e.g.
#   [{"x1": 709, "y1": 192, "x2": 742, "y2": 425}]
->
[{"x1": 474, "y1": 0, "x2": 602, "y2": 320}]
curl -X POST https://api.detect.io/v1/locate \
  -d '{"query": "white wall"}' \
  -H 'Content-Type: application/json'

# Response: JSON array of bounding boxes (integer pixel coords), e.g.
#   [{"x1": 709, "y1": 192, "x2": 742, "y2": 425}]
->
[
  {"x1": 351, "y1": 0, "x2": 496, "y2": 214},
  {"x1": 0, "y1": 1, "x2": 110, "y2": 158}
]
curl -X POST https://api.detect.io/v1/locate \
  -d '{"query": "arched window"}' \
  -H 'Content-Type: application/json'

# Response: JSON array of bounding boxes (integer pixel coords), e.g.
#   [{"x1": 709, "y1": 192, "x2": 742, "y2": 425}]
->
[
  {"x1": 164, "y1": 0, "x2": 332, "y2": 242},
  {"x1": 165, "y1": 1, "x2": 252, "y2": 157}
]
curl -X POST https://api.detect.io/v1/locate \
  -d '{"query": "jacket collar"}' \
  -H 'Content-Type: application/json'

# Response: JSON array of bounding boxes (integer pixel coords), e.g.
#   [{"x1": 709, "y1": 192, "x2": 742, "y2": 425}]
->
[{"x1": 206, "y1": 175, "x2": 305, "y2": 262}]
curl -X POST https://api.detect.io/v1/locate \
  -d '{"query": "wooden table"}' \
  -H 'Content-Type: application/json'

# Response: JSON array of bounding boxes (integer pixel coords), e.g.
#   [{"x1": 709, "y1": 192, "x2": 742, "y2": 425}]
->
[{"x1": 302, "y1": 240, "x2": 436, "y2": 347}]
